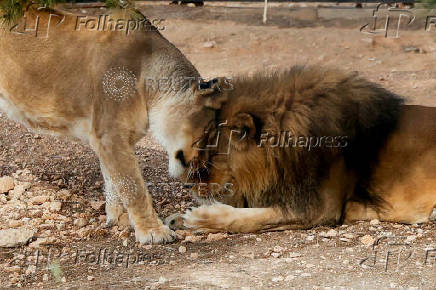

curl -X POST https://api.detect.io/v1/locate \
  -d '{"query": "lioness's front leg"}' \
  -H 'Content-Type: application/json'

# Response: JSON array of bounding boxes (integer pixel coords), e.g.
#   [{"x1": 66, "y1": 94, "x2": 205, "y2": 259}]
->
[
  {"x1": 99, "y1": 162, "x2": 125, "y2": 227},
  {"x1": 92, "y1": 134, "x2": 175, "y2": 244}
]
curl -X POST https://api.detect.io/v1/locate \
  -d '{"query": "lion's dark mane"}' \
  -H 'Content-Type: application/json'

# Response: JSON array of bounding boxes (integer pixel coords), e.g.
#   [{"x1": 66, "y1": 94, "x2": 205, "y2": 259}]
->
[{"x1": 215, "y1": 66, "x2": 404, "y2": 220}]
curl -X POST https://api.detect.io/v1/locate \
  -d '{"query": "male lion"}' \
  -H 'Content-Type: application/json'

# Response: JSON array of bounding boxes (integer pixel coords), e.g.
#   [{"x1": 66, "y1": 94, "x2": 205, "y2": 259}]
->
[
  {"x1": 0, "y1": 7, "x2": 217, "y2": 243},
  {"x1": 166, "y1": 66, "x2": 436, "y2": 233}
]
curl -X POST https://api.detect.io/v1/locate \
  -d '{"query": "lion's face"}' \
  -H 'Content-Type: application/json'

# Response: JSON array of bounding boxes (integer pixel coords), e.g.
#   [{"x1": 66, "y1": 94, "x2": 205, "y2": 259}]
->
[{"x1": 183, "y1": 94, "x2": 272, "y2": 201}]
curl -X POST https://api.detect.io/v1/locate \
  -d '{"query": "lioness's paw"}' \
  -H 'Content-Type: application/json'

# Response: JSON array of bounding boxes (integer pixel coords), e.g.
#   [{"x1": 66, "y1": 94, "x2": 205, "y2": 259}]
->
[
  {"x1": 164, "y1": 213, "x2": 186, "y2": 230},
  {"x1": 105, "y1": 202, "x2": 125, "y2": 227},
  {"x1": 134, "y1": 224, "x2": 176, "y2": 244}
]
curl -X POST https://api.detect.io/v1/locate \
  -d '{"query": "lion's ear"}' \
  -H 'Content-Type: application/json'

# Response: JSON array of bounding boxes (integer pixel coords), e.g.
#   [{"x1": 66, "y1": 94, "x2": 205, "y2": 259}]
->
[
  {"x1": 231, "y1": 113, "x2": 256, "y2": 138},
  {"x1": 194, "y1": 77, "x2": 231, "y2": 110},
  {"x1": 229, "y1": 112, "x2": 259, "y2": 151}
]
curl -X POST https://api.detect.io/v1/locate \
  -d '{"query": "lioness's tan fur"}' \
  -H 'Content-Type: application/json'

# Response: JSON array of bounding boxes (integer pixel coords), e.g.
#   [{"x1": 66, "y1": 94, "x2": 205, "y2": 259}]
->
[
  {"x1": 0, "y1": 8, "x2": 211, "y2": 243},
  {"x1": 168, "y1": 66, "x2": 436, "y2": 233}
]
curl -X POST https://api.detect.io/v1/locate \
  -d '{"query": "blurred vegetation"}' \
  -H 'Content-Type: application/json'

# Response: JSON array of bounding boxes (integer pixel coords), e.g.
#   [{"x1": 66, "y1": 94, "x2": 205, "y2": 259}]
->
[
  {"x1": 0, "y1": 0, "x2": 134, "y2": 24},
  {"x1": 423, "y1": 0, "x2": 436, "y2": 8}
]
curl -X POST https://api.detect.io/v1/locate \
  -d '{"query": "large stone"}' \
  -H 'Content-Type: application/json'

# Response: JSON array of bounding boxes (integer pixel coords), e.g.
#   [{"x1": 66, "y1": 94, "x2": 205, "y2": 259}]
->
[
  {"x1": 0, "y1": 176, "x2": 15, "y2": 193},
  {"x1": 0, "y1": 228, "x2": 36, "y2": 247}
]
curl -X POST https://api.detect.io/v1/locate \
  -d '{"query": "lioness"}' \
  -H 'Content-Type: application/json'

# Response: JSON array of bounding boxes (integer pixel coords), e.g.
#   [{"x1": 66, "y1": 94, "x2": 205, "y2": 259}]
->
[
  {"x1": 0, "y1": 7, "x2": 217, "y2": 243},
  {"x1": 166, "y1": 66, "x2": 436, "y2": 233}
]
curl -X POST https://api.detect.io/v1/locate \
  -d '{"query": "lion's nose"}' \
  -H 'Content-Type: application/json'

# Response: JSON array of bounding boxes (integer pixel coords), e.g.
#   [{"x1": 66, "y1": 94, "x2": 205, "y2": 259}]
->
[
  {"x1": 197, "y1": 167, "x2": 209, "y2": 180},
  {"x1": 175, "y1": 150, "x2": 187, "y2": 167}
]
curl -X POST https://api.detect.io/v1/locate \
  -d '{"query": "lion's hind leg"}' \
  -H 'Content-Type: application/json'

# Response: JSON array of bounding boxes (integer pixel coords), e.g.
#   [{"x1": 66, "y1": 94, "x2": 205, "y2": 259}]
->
[
  {"x1": 182, "y1": 203, "x2": 310, "y2": 233},
  {"x1": 343, "y1": 201, "x2": 380, "y2": 223}
]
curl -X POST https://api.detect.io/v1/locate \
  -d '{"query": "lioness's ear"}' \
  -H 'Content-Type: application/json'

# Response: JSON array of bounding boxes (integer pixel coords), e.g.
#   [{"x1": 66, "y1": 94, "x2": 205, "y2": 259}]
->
[{"x1": 194, "y1": 77, "x2": 231, "y2": 110}]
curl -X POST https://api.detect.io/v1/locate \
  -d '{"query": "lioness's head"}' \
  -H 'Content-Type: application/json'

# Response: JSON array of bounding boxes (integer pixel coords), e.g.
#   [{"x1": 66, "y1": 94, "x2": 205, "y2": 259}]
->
[{"x1": 150, "y1": 77, "x2": 233, "y2": 178}]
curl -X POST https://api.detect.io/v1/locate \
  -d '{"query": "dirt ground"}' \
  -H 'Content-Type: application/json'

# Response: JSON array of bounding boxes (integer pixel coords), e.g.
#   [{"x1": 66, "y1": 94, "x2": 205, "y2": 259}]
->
[{"x1": 0, "y1": 2, "x2": 435, "y2": 289}]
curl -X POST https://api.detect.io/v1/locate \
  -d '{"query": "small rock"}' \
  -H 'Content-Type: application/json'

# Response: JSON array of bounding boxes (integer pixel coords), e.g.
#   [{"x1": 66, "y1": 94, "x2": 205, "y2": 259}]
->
[
  {"x1": 206, "y1": 233, "x2": 228, "y2": 242},
  {"x1": 203, "y1": 41, "x2": 216, "y2": 48},
  {"x1": 42, "y1": 274, "x2": 49, "y2": 281},
  {"x1": 44, "y1": 201, "x2": 62, "y2": 212},
  {"x1": 5, "y1": 265, "x2": 21, "y2": 273},
  {"x1": 273, "y1": 245, "x2": 285, "y2": 252},
  {"x1": 360, "y1": 235, "x2": 375, "y2": 246},
  {"x1": 370, "y1": 219, "x2": 380, "y2": 225},
  {"x1": 0, "y1": 176, "x2": 15, "y2": 193},
  {"x1": 271, "y1": 252, "x2": 281, "y2": 258},
  {"x1": 0, "y1": 228, "x2": 35, "y2": 247},
  {"x1": 306, "y1": 235, "x2": 315, "y2": 241},
  {"x1": 288, "y1": 252, "x2": 301, "y2": 258},
  {"x1": 29, "y1": 237, "x2": 56, "y2": 248},
  {"x1": 325, "y1": 229, "x2": 338, "y2": 237},
  {"x1": 74, "y1": 218, "x2": 88, "y2": 228},
  {"x1": 285, "y1": 275, "x2": 296, "y2": 281},
  {"x1": 61, "y1": 277, "x2": 66, "y2": 283},
  {"x1": 183, "y1": 235, "x2": 203, "y2": 243},
  {"x1": 175, "y1": 230, "x2": 190, "y2": 239},
  {"x1": 343, "y1": 233, "x2": 355, "y2": 239},
  {"x1": 158, "y1": 276, "x2": 168, "y2": 284},
  {"x1": 90, "y1": 200, "x2": 105, "y2": 211},
  {"x1": 57, "y1": 189, "x2": 71, "y2": 200},
  {"x1": 31, "y1": 196, "x2": 49, "y2": 205},
  {"x1": 25, "y1": 265, "x2": 36, "y2": 275},
  {"x1": 301, "y1": 273, "x2": 311, "y2": 277},
  {"x1": 77, "y1": 227, "x2": 92, "y2": 239},
  {"x1": 272, "y1": 276, "x2": 284, "y2": 282},
  {"x1": 87, "y1": 275, "x2": 94, "y2": 281},
  {"x1": 178, "y1": 246, "x2": 187, "y2": 253},
  {"x1": 403, "y1": 46, "x2": 420, "y2": 53},
  {"x1": 190, "y1": 252, "x2": 199, "y2": 259},
  {"x1": 9, "y1": 184, "x2": 26, "y2": 199}
]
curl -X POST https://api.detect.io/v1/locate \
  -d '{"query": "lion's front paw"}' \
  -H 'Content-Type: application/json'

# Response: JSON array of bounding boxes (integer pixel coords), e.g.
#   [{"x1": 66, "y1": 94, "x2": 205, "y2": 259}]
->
[
  {"x1": 134, "y1": 224, "x2": 176, "y2": 244},
  {"x1": 182, "y1": 203, "x2": 234, "y2": 233},
  {"x1": 164, "y1": 213, "x2": 186, "y2": 230}
]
